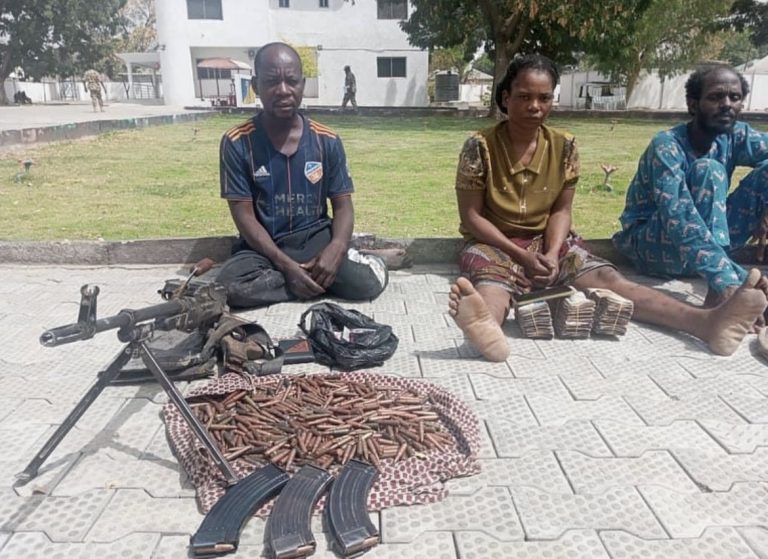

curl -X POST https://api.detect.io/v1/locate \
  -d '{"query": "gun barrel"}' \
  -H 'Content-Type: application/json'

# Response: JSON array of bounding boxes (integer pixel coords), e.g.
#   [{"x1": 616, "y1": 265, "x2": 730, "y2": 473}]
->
[{"x1": 40, "y1": 299, "x2": 185, "y2": 347}]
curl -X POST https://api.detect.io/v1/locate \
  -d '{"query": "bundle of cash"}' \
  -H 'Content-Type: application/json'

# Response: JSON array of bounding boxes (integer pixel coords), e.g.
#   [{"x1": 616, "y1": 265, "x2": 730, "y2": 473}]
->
[
  {"x1": 514, "y1": 300, "x2": 554, "y2": 339},
  {"x1": 552, "y1": 291, "x2": 596, "y2": 339},
  {"x1": 586, "y1": 288, "x2": 634, "y2": 336}
]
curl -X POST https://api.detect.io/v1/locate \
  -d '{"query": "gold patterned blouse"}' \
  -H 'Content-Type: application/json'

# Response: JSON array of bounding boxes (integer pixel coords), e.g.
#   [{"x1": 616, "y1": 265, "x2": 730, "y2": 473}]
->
[{"x1": 455, "y1": 122, "x2": 580, "y2": 239}]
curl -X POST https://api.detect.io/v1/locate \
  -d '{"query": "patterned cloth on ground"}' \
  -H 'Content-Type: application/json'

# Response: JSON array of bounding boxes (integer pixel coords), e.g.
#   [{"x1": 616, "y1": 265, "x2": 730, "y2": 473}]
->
[{"x1": 162, "y1": 371, "x2": 482, "y2": 514}]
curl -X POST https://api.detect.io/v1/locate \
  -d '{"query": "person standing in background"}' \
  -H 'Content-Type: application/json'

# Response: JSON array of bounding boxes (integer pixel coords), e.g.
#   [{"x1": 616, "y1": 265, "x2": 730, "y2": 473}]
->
[
  {"x1": 342, "y1": 65, "x2": 357, "y2": 110},
  {"x1": 83, "y1": 69, "x2": 105, "y2": 112}
]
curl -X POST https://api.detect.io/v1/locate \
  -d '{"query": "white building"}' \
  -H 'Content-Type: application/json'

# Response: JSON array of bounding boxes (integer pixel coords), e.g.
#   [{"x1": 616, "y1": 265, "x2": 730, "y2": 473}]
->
[
  {"x1": 559, "y1": 56, "x2": 768, "y2": 113},
  {"x1": 155, "y1": 0, "x2": 429, "y2": 107}
]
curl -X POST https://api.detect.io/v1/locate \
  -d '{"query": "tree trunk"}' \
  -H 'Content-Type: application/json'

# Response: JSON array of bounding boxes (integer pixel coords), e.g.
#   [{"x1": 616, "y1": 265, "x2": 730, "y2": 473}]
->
[
  {"x1": 488, "y1": 43, "x2": 511, "y2": 118},
  {"x1": 623, "y1": 50, "x2": 644, "y2": 108},
  {"x1": 0, "y1": 53, "x2": 12, "y2": 105}
]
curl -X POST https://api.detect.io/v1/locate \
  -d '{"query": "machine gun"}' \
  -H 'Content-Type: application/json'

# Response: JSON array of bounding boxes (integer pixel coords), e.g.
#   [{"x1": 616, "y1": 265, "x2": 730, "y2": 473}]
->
[{"x1": 17, "y1": 283, "x2": 240, "y2": 486}]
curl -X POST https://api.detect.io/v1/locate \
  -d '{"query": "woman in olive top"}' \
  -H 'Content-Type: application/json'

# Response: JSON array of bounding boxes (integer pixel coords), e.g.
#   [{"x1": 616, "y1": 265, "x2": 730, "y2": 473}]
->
[{"x1": 448, "y1": 54, "x2": 767, "y2": 361}]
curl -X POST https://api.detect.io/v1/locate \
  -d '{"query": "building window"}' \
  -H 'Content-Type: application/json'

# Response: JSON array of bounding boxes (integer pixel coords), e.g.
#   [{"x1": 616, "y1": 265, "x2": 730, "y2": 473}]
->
[
  {"x1": 377, "y1": 57, "x2": 406, "y2": 78},
  {"x1": 319, "y1": 0, "x2": 328, "y2": 6},
  {"x1": 187, "y1": 0, "x2": 222, "y2": 19},
  {"x1": 377, "y1": 0, "x2": 407, "y2": 19},
  {"x1": 279, "y1": 0, "x2": 290, "y2": 7},
  {"x1": 196, "y1": 60, "x2": 231, "y2": 80}
]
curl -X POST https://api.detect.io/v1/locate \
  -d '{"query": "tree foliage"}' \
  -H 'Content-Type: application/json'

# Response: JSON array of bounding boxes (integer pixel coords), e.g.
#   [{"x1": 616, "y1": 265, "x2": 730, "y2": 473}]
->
[
  {"x1": 0, "y1": 0, "x2": 125, "y2": 104},
  {"x1": 726, "y1": 0, "x2": 768, "y2": 50},
  {"x1": 116, "y1": 0, "x2": 156, "y2": 53},
  {"x1": 587, "y1": 0, "x2": 734, "y2": 101},
  {"x1": 401, "y1": 0, "x2": 647, "y2": 114}
]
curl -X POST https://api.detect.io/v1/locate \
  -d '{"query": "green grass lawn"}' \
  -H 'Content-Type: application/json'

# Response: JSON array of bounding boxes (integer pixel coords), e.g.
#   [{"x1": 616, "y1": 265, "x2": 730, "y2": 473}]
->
[{"x1": 1, "y1": 113, "x2": 765, "y2": 241}]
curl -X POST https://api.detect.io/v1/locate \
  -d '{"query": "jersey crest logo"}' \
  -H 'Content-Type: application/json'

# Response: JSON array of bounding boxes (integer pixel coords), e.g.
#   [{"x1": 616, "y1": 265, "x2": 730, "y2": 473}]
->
[
  {"x1": 254, "y1": 165, "x2": 270, "y2": 178},
  {"x1": 304, "y1": 161, "x2": 323, "y2": 184}
]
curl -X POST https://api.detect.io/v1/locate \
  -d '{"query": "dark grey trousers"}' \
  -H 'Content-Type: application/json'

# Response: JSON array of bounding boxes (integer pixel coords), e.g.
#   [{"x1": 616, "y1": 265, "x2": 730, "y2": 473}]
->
[{"x1": 216, "y1": 223, "x2": 386, "y2": 308}]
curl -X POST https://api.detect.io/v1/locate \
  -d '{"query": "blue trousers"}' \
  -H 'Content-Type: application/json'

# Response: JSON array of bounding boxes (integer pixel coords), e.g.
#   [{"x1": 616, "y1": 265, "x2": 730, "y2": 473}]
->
[{"x1": 613, "y1": 159, "x2": 768, "y2": 288}]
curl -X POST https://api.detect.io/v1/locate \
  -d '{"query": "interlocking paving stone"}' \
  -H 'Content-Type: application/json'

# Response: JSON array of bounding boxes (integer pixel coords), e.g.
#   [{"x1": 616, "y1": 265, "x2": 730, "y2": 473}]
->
[
  {"x1": 699, "y1": 420, "x2": 768, "y2": 453},
  {"x1": 151, "y1": 535, "x2": 194, "y2": 559},
  {"x1": 533, "y1": 337, "x2": 594, "y2": 359},
  {"x1": 419, "y1": 356, "x2": 513, "y2": 378},
  {"x1": 315, "y1": 529, "x2": 454, "y2": 559},
  {"x1": 10, "y1": 396, "x2": 127, "y2": 433},
  {"x1": 86, "y1": 489, "x2": 200, "y2": 542},
  {"x1": 640, "y1": 483, "x2": 768, "y2": 538},
  {"x1": 420, "y1": 374, "x2": 476, "y2": 401},
  {"x1": 51, "y1": 450, "x2": 193, "y2": 498},
  {"x1": 0, "y1": 532, "x2": 159, "y2": 559},
  {"x1": 600, "y1": 527, "x2": 759, "y2": 559},
  {"x1": 470, "y1": 374, "x2": 570, "y2": 400},
  {"x1": 471, "y1": 397, "x2": 538, "y2": 425},
  {"x1": 456, "y1": 529, "x2": 610, "y2": 559},
  {"x1": 0, "y1": 424, "x2": 51, "y2": 462},
  {"x1": 637, "y1": 325, "x2": 708, "y2": 357},
  {"x1": 8, "y1": 263, "x2": 768, "y2": 557},
  {"x1": 626, "y1": 395, "x2": 745, "y2": 425},
  {"x1": 15, "y1": 489, "x2": 114, "y2": 542},
  {"x1": 651, "y1": 372, "x2": 765, "y2": 399},
  {"x1": 412, "y1": 325, "x2": 463, "y2": 345},
  {"x1": 366, "y1": 351, "x2": 422, "y2": 377},
  {"x1": 589, "y1": 356, "x2": 692, "y2": 378},
  {"x1": 678, "y1": 353, "x2": 768, "y2": 378},
  {"x1": 672, "y1": 448, "x2": 768, "y2": 491},
  {"x1": 498, "y1": 327, "x2": 546, "y2": 360},
  {"x1": 557, "y1": 450, "x2": 698, "y2": 494},
  {"x1": 594, "y1": 420, "x2": 724, "y2": 457},
  {"x1": 380, "y1": 486, "x2": 523, "y2": 543},
  {"x1": 445, "y1": 453, "x2": 571, "y2": 495},
  {"x1": 486, "y1": 420, "x2": 612, "y2": 457},
  {"x1": 527, "y1": 395, "x2": 644, "y2": 426},
  {"x1": 739, "y1": 527, "x2": 768, "y2": 558},
  {"x1": 477, "y1": 420, "x2": 498, "y2": 458},
  {"x1": 141, "y1": 426, "x2": 178, "y2": 463},
  {"x1": 721, "y1": 394, "x2": 768, "y2": 423},
  {"x1": 0, "y1": 488, "x2": 40, "y2": 532},
  {"x1": 511, "y1": 486, "x2": 666, "y2": 540},
  {"x1": 0, "y1": 373, "x2": 94, "y2": 406},
  {"x1": 508, "y1": 356, "x2": 602, "y2": 378},
  {"x1": 378, "y1": 312, "x2": 448, "y2": 333},
  {"x1": 561, "y1": 372, "x2": 668, "y2": 401}
]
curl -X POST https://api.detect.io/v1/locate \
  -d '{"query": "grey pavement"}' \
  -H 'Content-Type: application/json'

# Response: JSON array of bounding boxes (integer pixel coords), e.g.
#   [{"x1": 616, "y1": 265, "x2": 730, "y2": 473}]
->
[
  {"x1": 0, "y1": 102, "x2": 199, "y2": 132},
  {"x1": 1, "y1": 262, "x2": 768, "y2": 558}
]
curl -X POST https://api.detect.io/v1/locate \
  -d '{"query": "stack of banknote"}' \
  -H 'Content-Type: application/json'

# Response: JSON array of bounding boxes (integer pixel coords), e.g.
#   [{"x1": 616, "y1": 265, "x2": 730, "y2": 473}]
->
[
  {"x1": 552, "y1": 291, "x2": 596, "y2": 339},
  {"x1": 586, "y1": 288, "x2": 634, "y2": 336},
  {"x1": 514, "y1": 300, "x2": 554, "y2": 339}
]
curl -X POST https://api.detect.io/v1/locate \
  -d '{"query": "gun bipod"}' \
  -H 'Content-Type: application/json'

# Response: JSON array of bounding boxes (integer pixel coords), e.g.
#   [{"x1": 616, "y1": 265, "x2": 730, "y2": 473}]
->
[
  {"x1": 267, "y1": 464, "x2": 333, "y2": 559},
  {"x1": 326, "y1": 459, "x2": 379, "y2": 556},
  {"x1": 190, "y1": 464, "x2": 290, "y2": 558}
]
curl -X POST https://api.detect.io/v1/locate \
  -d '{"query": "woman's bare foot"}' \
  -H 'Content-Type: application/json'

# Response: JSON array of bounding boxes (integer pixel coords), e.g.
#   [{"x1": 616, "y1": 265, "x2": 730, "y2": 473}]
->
[
  {"x1": 704, "y1": 269, "x2": 768, "y2": 356},
  {"x1": 448, "y1": 277, "x2": 510, "y2": 362}
]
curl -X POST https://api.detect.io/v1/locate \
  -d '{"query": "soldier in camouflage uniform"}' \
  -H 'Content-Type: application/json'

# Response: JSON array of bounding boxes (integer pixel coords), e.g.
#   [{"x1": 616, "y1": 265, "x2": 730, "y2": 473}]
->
[{"x1": 83, "y1": 69, "x2": 105, "y2": 112}]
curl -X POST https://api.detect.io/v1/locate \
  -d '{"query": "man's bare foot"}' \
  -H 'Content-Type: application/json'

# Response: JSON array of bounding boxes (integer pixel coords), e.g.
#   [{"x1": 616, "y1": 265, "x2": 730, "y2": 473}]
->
[
  {"x1": 448, "y1": 277, "x2": 510, "y2": 362},
  {"x1": 704, "y1": 269, "x2": 768, "y2": 356}
]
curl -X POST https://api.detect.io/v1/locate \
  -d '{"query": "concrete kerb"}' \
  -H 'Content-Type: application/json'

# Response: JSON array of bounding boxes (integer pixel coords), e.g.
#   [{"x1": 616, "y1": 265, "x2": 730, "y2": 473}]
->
[
  {"x1": 0, "y1": 236, "x2": 633, "y2": 266},
  {"x1": 0, "y1": 111, "x2": 217, "y2": 148}
]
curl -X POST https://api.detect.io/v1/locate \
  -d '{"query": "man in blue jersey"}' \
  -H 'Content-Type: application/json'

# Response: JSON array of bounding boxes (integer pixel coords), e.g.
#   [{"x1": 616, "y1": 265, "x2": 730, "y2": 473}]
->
[
  {"x1": 216, "y1": 42, "x2": 387, "y2": 308},
  {"x1": 613, "y1": 63, "x2": 768, "y2": 309}
]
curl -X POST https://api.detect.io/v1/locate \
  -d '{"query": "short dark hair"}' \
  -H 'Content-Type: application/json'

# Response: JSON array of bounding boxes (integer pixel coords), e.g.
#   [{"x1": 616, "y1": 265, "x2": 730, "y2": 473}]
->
[
  {"x1": 685, "y1": 63, "x2": 749, "y2": 100},
  {"x1": 344, "y1": 65, "x2": 350, "y2": 72},
  {"x1": 495, "y1": 54, "x2": 560, "y2": 114},
  {"x1": 254, "y1": 42, "x2": 302, "y2": 77}
]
